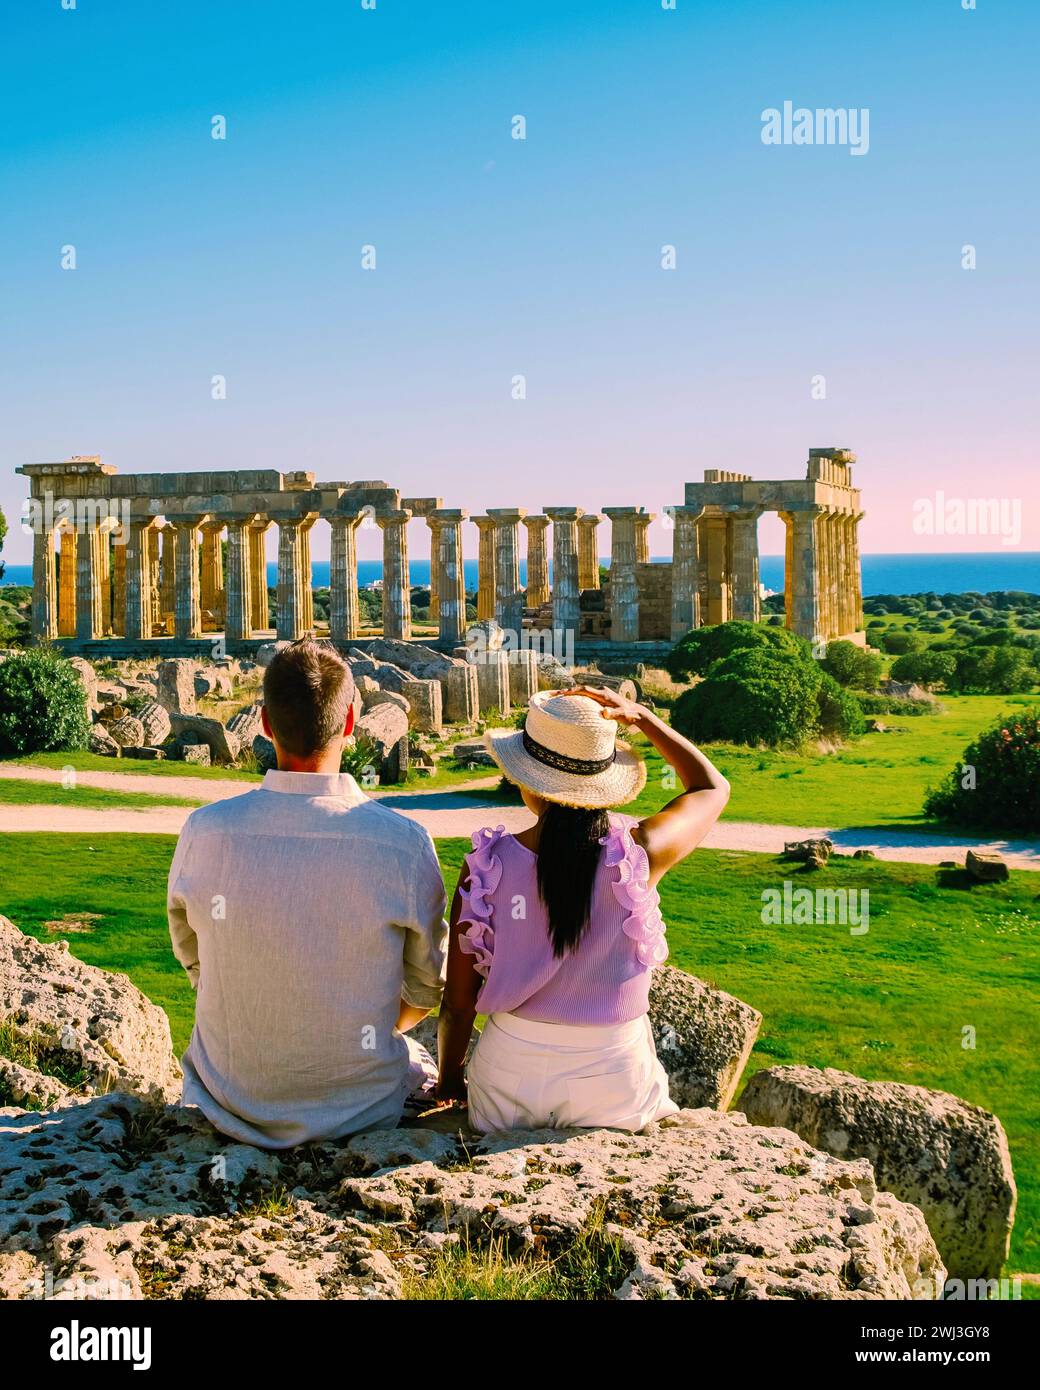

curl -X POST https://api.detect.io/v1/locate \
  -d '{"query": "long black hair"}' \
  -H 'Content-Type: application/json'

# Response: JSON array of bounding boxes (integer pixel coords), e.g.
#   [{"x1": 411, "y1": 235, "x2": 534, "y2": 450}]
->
[{"x1": 536, "y1": 803, "x2": 611, "y2": 957}]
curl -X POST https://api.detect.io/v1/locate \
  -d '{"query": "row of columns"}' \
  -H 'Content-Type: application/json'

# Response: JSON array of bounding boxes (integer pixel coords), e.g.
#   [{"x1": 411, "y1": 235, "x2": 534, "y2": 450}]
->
[{"x1": 29, "y1": 501, "x2": 863, "y2": 650}]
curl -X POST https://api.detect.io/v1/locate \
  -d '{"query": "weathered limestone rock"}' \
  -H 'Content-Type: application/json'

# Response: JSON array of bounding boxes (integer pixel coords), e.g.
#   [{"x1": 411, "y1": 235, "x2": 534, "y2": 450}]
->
[
  {"x1": 182, "y1": 743, "x2": 212, "y2": 767},
  {"x1": 107, "y1": 714, "x2": 145, "y2": 749},
  {"x1": 87, "y1": 722, "x2": 120, "y2": 757},
  {"x1": 0, "y1": 916, "x2": 180, "y2": 1104},
  {"x1": 169, "y1": 713, "x2": 241, "y2": 766},
  {"x1": 400, "y1": 678, "x2": 442, "y2": 733},
  {"x1": 157, "y1": 658, "x2": 197, "y2": 715},
  {"x1": 226, "y1": 702, "x2": 264, "y2": 748},
  {"x1": 255, "y1": 641, "x2": 289, "y2": 668},
  {"x1": 251, "y1": 733, "x2": 276, "y2": 772},
  {"x1": 783, "y1": 837, "x2": 833, "y2": 870},
  {"x1": 535, "y1": 652, "x2": 576, "y2": 691},
  {"x1": 648, "y1": 964, "x2": 762, "y2": 1110},
  {"x1": 361, "y1": 686, "x2": 410, "y2": 716},
  {"x1": 0, "y1": 1097, "x2": 944, "y2": 1301},
  {"x1": 136, "y1": 699, "x2": 172, "y2": 746},
  {"x1": 356, "y1": 704, "x2": 409, "y2": 783},
  {"x1": 737, "y1": 1066, "x2": 1017, "y2": 1283},
  {"x1": 506, "y1": 649, "x2": 539, "y2": 708},
  {"x1": 453, "y1": 739, "x2": 497, "y2": 769},
  {"x1": 966, "y1": 850, "x2": 1009, "y2": 883},
  {"x1": 66, "y1": 657, "x2": 98, "y2": 712},
  {"x1": 442, "y1": 662, "x2": 479, "y2": 723},
  {"x1": 475, "y1": 649, "x2": 510, "y2": 717}
]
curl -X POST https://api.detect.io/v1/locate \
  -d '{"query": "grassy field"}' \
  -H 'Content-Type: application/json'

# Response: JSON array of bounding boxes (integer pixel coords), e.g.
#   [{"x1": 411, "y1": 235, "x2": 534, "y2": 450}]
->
[
  {"x1": 0, "y1": 779, "x2": 203, "y2": 811},
  {"x1": 4, "y1": 692, "x2": 1033, "y2": 834},
  {"x1": 1, "y1": 829, "x2": 1036, "y2": 1276}
]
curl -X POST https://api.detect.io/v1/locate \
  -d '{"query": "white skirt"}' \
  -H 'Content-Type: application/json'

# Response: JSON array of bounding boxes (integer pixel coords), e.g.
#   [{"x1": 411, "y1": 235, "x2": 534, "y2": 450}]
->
[{"x1": 466, "y1": 1011, "x2": 678, "y2": 1134}]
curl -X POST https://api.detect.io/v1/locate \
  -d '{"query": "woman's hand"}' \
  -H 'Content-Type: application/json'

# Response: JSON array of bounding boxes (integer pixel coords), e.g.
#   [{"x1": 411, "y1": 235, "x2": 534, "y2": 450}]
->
[{"x1": 563, "y1": 685, "x2": 648, "y2": 728}]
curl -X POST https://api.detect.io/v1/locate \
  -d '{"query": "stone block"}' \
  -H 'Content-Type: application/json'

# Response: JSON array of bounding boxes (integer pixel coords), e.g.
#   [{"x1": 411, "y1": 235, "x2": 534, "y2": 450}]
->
[
  {"x1": 136, "y1": 700, "x2": 171, "y2": 746},
  {"x1": 169, "y1": 713, "x2": 241, "y2": 765},
  {"x1": 400, "y1": 679, "x2": 442, "y2": 733},
  {"x1": 965, "y1": 850, "x2": 1009, "y2": 883},
  {"x1": 108, "y1": 715, "x2": 145, "y2": 749},
  {"x1": 442, "y1": 662, "x2": 479, "y2": 724},
  {"x1": 475, "y1": 650, "x2": 510, "y2": 717},
  {"x1": 648, "y1": 964, "x2": 761, "y2": 1111},
  {"x1": 157, "y1": 659, "x2": 197, "y2": 715},
  {"x1": 181, "y1": 743, "x2": 212, "y2": 767},
  {"x1": 506, "y1": 649, "x2": 538, "y2": 708}
]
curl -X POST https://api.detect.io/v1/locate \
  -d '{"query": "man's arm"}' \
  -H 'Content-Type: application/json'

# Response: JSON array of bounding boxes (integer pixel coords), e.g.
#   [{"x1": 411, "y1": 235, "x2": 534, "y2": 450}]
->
[
  {"x1": 399, "y1": 831, "x2": 448, "y2": 1029},
  {"x1": 167, "y1": 820, "x2": 200, "y2": 988}
]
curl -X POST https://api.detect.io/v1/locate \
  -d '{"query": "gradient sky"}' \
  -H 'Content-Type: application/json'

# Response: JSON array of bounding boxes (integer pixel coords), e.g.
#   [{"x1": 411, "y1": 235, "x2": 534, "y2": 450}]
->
[{"x1": 1, "y1": 0, "x2": 1037, "y2": 567}]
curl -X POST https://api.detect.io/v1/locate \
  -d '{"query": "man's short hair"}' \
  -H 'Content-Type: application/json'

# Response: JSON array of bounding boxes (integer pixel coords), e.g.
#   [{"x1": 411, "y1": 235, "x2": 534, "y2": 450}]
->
[{"x1": 262, "y1": 639, "x2": 356, "y2": 758}]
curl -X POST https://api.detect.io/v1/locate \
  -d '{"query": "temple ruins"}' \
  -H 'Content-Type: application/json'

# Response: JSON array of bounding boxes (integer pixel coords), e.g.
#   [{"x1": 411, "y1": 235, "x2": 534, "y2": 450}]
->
[{"x1": 18, "y1": 448, "x2": 864, "y2": 658}]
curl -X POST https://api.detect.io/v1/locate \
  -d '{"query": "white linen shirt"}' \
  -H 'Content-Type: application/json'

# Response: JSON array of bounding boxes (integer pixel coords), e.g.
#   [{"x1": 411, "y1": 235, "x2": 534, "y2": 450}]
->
[{"x1": 167, "y1": 769, "x2": 447, "y2": 1148}]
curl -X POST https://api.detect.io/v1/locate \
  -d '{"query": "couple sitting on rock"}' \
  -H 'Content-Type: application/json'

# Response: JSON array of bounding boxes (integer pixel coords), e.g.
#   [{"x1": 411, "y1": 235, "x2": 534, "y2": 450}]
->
[{"x1": 167, "y1": 638, "x2": 730, "y2": 1148}]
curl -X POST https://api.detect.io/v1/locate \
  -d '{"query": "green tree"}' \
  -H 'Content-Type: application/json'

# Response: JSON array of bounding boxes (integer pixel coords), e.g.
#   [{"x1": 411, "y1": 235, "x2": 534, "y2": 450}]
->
[
  {"x1": 889, "y1": 650, "x2": 957, "y2": 688},
  {"x1": 0, "y1": 504, "x2": 7, "y2": 582},
  {"x1": 0, "y1": 650, "x2": 89, "y2": 757},
  {"x1": 821, "y1": 639, "x2": 882, "y2": 690},
  {"x1": 666, "y1": 620, "x2": 809, "y2": 682},
  {"x1": 672, "y1": 646, "x2": 823, "y2": 747}
]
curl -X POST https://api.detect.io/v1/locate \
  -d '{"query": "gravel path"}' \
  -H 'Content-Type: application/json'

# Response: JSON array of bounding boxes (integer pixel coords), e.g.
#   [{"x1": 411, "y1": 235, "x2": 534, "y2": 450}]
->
[{"x1": 1, "y1": 766, "x2": 1036, "y2": 868}]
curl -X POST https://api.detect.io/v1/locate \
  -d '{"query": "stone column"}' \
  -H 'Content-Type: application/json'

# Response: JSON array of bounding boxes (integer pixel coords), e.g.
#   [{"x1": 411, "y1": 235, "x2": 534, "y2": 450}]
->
[
  {"x1": 473, "y1": 517, "x2": 496, "y2": 621},
  {"x1": 848, "y1": 511, "x2": 865, "y2": 633},
  {"x1": 58, "y1": 525, "x2": 77, "y2": 637},
  {"x1": 781, "y1": 506, "x2": 822, "y2": 643},
  {"x1": 249, "y1": 521, "x2": 270, "y2": 631},
  {"x1": 30, "y1": 525, "x2": 58, "y2": 642},
  {"x1": 225, "y1": 519, "x2": 254, "y2": 646},
  {"x1": 424, "y1": 519, "x2": 441, "y2": 624},
  {"x1": 329, "y1": 513, "x2": 362, "y2": 644},
  {"x1": 729, "y1": 510, "x2": 761, "y2": 624},
  {"x1": 276, "y1": 519, "x2": 309, "y2": 641},
  {"x1": 110, "y1": 528, "x2": 126, "y2": 637},
  {"x1": 577, "y1": 515, "x2": 602, "y2": 590},
  {"x1": 148, "y1": 527, "x2": 161, "y2": 630},
  {"x1": 95, "y1": 527, "x2": 112, "y2": 636},
  {"x1": 545, "y1": 508, "x2": 582, "y2": 638},
  {"x1": 300, "y1": 519, "x2": 316, "y2": 632},
  {"x1": 523, "y1": 516, "x2": 551, "y2": 609},
  {"x1": 431, "y1": 508, "x2": 467, "y2": 644},
  {"x1": 669, "y1": 506, "x2": 702, "y2": 640},
  {"x1": 171, "y1": 519, "x2": 203, "y2": 640},
  {"x1": 821, "y1": 510, "x2": 838, "y2": 638},
  {"x1": 700, "y1": 514, "x2": 731, "y2": 626},
  {"x1": 378, "y1": 509, "x2": 412, "y2": 640},
  {"x1": 603, "y1": 508, "x2": 643, "y2": 643},
  {"x1": 200, "y1": 522, "x2": 225, "y2": 630},
  {"x1": 635, "y1": 513, "x2": 653, "y2": 564},
  {"x1": 160, "y1": 524, "x2": 178, "y2": 629},
  {"x1": 123, "y1": 519, "x2": 154, "y2": 642},
  {"x1": 75, "y1": 524, "x2": 104, "y2": 641},
  {"x1": 488, "y1": 508, "x2": 526, "y2": 635}
]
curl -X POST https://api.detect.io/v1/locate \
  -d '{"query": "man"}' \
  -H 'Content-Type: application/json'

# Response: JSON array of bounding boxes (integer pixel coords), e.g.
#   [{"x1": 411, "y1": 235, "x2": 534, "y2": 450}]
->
[{"x1": 167, "y1": 638, "x2": 447, "y2": 1148}]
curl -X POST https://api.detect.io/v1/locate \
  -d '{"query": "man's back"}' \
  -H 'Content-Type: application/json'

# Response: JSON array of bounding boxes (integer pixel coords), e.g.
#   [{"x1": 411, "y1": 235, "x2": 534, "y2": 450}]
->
[{"x1": 168, "y1": 770, "x2": 447, "y2": 1148}]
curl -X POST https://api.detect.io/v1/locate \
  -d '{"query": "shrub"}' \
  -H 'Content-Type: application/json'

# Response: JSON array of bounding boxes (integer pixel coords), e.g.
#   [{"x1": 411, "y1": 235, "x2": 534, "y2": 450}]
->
[
  {"x1": 879, "y1": 630, "x2": 924, "y2": 655},
  {"x1": 889, "y1": 650, "x2": 957, "y2": 688},
  {"x1": 666, "y1": 621, "x2": 809, "y2": 682},
  {"x1": 952, "y1": 645, "x2": 1037, "y2": 695},
  {"x1": 817, "y1": 673, "x2": 866, "y2": 740},
  {"x1": 340, "y1": 732, "x2": 380, "y2": 783},
  {"x1": 821, "y1": 640, "x2": 882, "y2": 690},
  {"x1": 671, "y1": 646, "x2": 822, "y2": 747},
  {"x1": 924, "y1": 705, "x2": 1040, "y2": 833},
  {"x1": 0, "y1": 649, "x2": 89, "y2": 757}
]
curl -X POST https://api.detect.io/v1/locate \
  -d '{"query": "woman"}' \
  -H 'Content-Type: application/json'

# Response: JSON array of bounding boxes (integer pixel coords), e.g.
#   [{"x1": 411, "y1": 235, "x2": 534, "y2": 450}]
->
[{"x1": 435, "y1": 685, "x2": 730, "y2": 1132}]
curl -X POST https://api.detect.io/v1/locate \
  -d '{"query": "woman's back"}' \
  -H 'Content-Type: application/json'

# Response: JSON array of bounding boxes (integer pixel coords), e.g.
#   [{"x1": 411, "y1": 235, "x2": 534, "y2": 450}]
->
[{"x1": 459, "y1": 812, "x2": 668, "y2": 1025}]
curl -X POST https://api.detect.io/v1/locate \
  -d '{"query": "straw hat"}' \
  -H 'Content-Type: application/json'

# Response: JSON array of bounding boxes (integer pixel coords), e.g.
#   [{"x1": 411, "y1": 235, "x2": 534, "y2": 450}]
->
[{"x1": 483, "y1": 690, "x2": 646, "y2": 809}]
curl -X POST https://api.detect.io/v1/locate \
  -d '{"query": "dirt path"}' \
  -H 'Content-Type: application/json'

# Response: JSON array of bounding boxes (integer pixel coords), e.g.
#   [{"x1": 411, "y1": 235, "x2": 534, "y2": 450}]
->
[{"x1": 1, "y1": 767, "x2": 1036, "y2": 868}]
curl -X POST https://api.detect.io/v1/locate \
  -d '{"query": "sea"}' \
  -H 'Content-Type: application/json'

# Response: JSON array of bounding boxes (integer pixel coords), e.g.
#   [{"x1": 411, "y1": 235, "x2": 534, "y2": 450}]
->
[{"x1": 2, "y1": 553, "x2": 1038, "y2": 596}]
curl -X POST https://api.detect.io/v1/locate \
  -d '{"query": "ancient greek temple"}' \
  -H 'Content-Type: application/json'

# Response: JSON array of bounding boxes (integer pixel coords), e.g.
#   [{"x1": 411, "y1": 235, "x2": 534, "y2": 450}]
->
[{"x1": 18, "y1": 448, "x2": 864, "y2": 656}]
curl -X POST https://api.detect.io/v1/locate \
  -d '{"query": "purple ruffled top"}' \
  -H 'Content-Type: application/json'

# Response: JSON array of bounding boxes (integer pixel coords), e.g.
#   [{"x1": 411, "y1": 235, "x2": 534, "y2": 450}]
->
[{"x1": 457, "y1": 813, "x2": 667, "y2": 1025}]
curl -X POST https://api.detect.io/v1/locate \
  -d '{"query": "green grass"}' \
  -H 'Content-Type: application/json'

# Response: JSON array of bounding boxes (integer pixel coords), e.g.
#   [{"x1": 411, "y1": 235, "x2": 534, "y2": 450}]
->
[
  {"x1": 2, "y1": 829, "x2": 1035, "y2": 1275},
  {"x1": 2, "y1": 751, "x2": 262, "y2": 782},
  {"x1": 0, "y1": 778, "x2": 202, "y2": 811},
  {"x1": 623, "y1": 693, "x2": 1040, "y2": 831}
]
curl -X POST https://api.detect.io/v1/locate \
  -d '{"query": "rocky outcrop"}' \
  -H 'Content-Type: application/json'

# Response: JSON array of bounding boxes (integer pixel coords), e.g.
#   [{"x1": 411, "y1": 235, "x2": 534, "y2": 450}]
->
[
  {"x1": 0, "y1": 1096, "x2": 944, "y2": 1301},
  {"x1": 0, "y1": 917, "x2": 181, "y2": 1107},
  {"x1": 157, "y1": 659, "x2": 197, "y2": 716},
  {"x1": 169, "y1": 713, "x2": 240, "y2": 766},
  {"x1": 737, "y1": 1066, "x2": 1016, "y2": 1282},
  {"x1": 648, "y1": 965, "x2": 761, "y2": 1110}
]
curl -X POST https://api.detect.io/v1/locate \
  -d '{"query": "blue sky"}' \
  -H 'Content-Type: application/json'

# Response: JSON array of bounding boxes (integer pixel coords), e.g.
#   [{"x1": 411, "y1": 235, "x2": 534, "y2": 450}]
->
[{"x1": 2, "y1": 0, "x2": 1037, "y2": 565}]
